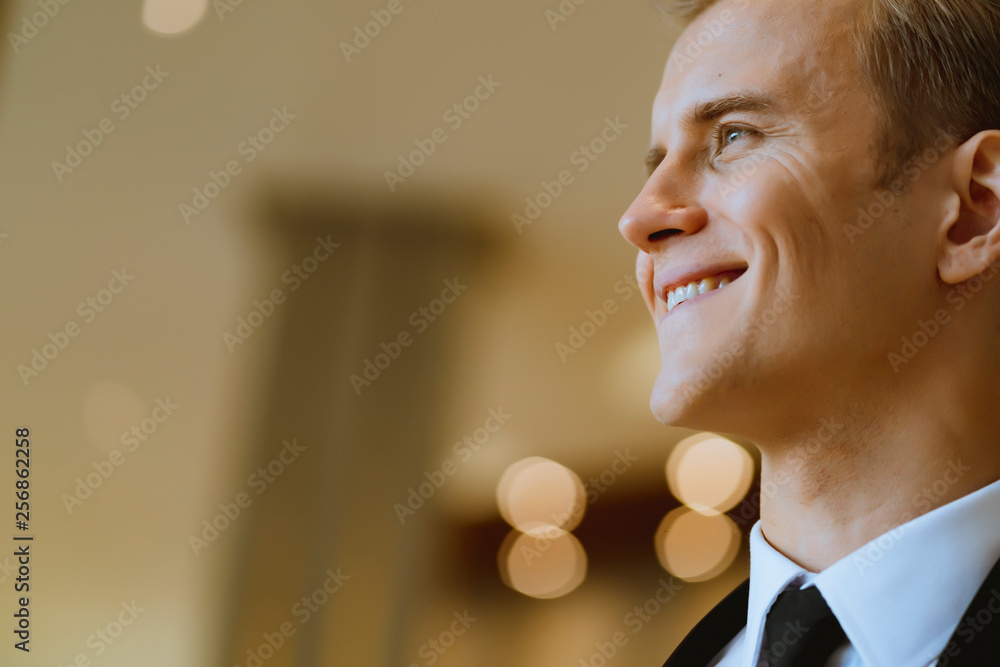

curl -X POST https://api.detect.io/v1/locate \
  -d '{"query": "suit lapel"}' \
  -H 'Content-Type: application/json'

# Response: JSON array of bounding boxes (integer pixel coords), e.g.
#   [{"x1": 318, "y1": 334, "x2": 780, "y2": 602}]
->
[
  {"x1": 662, "y1": 578, "x2": 749, "y2": 667},
  {"x1": 938, "y1": 552, "x2": 1000, "y2": 666},
  {"x1": 662, "y1": 553, "x2": 1000, "y2": 667}
]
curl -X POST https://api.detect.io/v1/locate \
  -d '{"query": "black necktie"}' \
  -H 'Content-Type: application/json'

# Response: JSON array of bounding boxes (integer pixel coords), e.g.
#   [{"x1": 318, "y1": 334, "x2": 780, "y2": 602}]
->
[{"x1": 762, "y1": 586, "x2": 847, "y2": 666}]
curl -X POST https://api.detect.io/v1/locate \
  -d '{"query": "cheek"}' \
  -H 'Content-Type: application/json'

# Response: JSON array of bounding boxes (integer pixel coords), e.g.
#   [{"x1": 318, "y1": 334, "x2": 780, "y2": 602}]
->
[
  {"x1": 843, "y1": 203, "x2": 940, "y2": 330},
  {"x1": 707, "y1": 161, "x2": 868, "y2": 342},
  {"x1": 636, "y1": 251, "x2": 657, "y2": 318},
  {"x1": 708, "y1": 161, "x2": 835, "y2": 279}
]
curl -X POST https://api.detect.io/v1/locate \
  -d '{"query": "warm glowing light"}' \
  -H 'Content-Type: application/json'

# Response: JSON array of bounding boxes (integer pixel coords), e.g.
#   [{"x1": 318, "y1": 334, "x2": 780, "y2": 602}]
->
[
  {"x1": 497, "y1": 457, "x2": 585, "y2": 532},
  {"x1": 655, "y1": 507, "x2": 740, "y2": 582},
  {"x1": 142, "y1": 0, "x2": 209, "y2": 35},
  {"x1": 667, "y1": 433, "x2": 754, "y2": 513},
  {"x1": 500, "y1": 526, "x2": 587, "y2": 599}
]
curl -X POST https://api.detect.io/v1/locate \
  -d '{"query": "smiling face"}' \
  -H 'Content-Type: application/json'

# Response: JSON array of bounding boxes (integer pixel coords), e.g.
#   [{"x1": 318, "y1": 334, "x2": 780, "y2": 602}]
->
[{"x1": 619, "y1": 0, "x2": 954, "y2": 438}]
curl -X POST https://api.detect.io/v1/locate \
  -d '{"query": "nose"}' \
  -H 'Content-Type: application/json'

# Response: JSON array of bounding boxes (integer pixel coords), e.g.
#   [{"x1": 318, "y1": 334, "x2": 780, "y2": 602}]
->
[{"x1": 618, "y1": 172, "x2": 707, "y2": 253}]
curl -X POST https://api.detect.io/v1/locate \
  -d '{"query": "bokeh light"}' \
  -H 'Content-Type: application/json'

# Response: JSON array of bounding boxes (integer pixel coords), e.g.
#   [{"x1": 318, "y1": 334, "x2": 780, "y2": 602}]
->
[
  {"x1": 667, "y1": 433, "x2": 754, "y2": 514},
  {"x1": 142, "y1": 0, "x2": 210, "y2": 35},
  {"x1": 497, "y1": 457, "x2": 586, "y2": 533},
  {"x1": 500, "y1": 526, "x2": 587, "y2": 599},
  {"x1": 655, "y1": 507, "x2": 741, "y2": 582}
]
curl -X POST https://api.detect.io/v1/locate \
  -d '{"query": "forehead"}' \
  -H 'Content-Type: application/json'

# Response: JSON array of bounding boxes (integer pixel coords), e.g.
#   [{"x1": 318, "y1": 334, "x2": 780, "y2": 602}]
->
[{"x1": 653, "y1": 0, "x2": 864, "y2": 131}]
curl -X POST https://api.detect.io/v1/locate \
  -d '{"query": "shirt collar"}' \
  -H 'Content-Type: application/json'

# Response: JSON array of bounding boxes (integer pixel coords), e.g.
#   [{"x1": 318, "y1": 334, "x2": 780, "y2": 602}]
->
[
  {"x1": 744, "y1": 471, "x2": 1000, "y2": 667},
  {"x1": 743, "y1": 522, "x2": 813, "y2": 667}
]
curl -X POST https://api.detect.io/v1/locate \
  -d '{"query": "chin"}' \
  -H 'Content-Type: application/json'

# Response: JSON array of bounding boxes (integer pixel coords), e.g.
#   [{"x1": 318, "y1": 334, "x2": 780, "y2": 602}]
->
[
  {"x1": 649, "y1": 365, "x2": 711, "y2": 428},
  {"x1": 648, "y1": 359, "x2": 744, "y2": 434}
]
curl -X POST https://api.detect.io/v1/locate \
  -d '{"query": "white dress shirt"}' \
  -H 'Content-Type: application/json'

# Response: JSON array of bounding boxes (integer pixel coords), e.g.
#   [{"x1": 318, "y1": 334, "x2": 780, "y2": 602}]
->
[{"x1": 710, "y1": 473, "x2": 1000, "y2": 667}]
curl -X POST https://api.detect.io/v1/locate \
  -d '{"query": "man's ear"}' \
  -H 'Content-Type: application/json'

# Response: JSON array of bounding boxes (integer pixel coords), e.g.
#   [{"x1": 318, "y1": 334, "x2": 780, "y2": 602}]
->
[{"x1": 939, "y1": 130, "x2": 1000, "y2": 284}]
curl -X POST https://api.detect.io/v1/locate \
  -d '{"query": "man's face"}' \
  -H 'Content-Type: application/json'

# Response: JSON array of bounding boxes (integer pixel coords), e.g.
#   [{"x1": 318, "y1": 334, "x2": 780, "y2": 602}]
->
[{"x1": 619, "y1": 0, "x2": 950, "y2": 438}]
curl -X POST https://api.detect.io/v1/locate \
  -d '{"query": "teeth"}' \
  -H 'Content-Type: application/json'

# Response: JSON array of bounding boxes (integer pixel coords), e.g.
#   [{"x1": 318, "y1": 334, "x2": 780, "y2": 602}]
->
[{"x1": 666, "y1": 274, "x2": 734, "y2": 312}]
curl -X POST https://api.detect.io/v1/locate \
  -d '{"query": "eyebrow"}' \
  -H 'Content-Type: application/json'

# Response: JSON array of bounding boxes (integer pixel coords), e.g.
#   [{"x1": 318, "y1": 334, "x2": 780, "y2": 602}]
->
[
  {"x1": 645, "y1": 91, "x2": 777, "y2": 176},
  {"x1": 687, "y1": 92, "x2": 775, "y2": 126}
]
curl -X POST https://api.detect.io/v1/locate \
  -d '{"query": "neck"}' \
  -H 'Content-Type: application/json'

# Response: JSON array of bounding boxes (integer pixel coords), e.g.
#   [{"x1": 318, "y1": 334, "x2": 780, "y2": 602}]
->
[{"x1": 755, "y1": 347, "x2": 1000, "y2": 572}]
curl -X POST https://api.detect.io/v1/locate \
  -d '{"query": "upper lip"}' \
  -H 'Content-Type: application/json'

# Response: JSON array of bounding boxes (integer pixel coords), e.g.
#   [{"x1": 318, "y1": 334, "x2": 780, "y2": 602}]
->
[{"x1": 654, "y1": 262, "x2": 749, "y2": 304}]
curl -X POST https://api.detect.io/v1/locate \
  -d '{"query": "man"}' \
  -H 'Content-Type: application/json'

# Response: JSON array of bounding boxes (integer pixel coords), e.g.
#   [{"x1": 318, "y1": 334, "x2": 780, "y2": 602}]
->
[{"x1": 618, "y1": 0, "x2": 1000, "y2": 665}]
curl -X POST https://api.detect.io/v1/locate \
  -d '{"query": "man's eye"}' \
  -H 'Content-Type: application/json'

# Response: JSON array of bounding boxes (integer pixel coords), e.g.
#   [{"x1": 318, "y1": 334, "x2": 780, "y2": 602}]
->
[{"x1": 717, "y1": 125, "x2": 756, "y2": 151}]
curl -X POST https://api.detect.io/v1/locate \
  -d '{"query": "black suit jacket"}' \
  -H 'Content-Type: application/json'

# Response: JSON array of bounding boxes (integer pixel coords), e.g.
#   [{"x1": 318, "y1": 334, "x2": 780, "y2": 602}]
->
[{"x1": 663, "y1": 554, "x2": 1000, "y2": 666}]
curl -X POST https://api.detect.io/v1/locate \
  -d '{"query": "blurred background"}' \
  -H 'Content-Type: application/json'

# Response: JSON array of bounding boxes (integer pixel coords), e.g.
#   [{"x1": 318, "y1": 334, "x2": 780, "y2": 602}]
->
[{"x1": 0, "y1": 0, "x2": 762, "y2": 665}]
